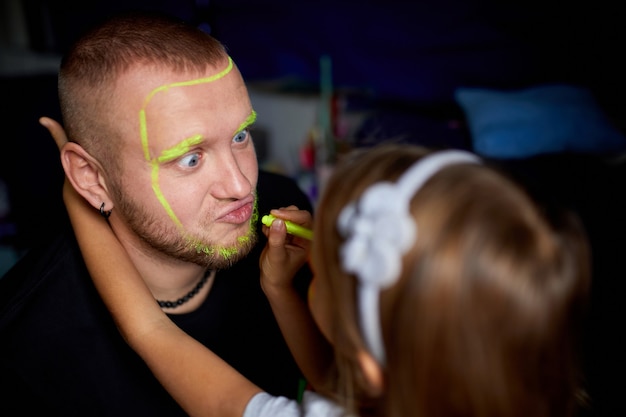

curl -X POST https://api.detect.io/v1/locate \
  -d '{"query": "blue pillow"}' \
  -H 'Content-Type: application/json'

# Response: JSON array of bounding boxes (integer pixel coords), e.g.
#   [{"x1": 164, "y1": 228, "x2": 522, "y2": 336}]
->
[{"x1": 455, "y1": 84, "x2": 626, "y2": 159}]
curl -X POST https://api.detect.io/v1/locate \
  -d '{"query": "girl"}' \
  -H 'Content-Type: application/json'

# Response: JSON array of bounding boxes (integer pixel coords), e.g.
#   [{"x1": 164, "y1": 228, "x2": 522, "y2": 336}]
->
[{"x1": 47, "y1": 117, "x2": 590, "y2": 417}]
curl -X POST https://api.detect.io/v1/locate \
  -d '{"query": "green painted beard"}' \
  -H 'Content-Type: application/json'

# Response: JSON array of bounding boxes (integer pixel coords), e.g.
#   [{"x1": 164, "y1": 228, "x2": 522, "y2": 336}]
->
[{"x1": 182, "y1": 198, "x2": 259, "y2": 267}]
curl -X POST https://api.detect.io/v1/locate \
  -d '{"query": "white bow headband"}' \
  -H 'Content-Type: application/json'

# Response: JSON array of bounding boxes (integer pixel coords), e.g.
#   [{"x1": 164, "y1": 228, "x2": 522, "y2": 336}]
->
[{"x1": 337, "y1": 150, "x2": 481, "y2": 364}]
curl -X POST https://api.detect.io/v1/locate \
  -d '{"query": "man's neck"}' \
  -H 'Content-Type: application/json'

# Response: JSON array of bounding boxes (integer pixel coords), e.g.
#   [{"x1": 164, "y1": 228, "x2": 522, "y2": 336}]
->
[{"x1": 111, "y1": 225, "x2": 214, "y2": 314}]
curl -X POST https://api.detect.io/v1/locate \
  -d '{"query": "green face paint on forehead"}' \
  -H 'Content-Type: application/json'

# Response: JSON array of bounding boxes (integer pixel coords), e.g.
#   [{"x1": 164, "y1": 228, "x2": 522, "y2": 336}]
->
[
  {"x1": 140, "y1": 56, "x2": 235, "y2": 162},
  {"x1": 135, "y1": 56, "x2": 252, "y2": 235}
]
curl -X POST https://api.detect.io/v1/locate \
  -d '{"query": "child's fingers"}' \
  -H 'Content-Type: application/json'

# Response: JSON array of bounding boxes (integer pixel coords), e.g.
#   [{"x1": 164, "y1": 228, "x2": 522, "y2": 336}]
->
[
  {"x1": 266, "y1": 218, "x2": 288, "y2": 254},
  {"x1": 39, "y1": 117, "x2": 70, "y2": 150},
  {"x1": 270, "y1": 207, "x2": 312, "y2": 228}
]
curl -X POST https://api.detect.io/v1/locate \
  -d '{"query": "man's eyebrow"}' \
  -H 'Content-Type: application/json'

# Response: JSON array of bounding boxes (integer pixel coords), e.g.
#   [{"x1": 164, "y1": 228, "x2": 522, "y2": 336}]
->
[
  {"x1": 153, "y1": 109, "x2": 256, "y2": 165},
  {"x1": 156, "y1": 134, "x2": 203, "y2": 164},
  {"x1": 233, "y1": 110, "x2": 257, "y2": 136}
]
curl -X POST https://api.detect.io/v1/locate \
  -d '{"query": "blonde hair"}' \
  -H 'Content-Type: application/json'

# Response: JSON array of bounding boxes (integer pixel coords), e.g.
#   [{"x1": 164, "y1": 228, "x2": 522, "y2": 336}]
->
[
  {"x1": 58, "y1": 11, "x2": 228, "y2": 169},
  {"x1": 312, "y1": 144, "x2": 590, "y2": 417}
]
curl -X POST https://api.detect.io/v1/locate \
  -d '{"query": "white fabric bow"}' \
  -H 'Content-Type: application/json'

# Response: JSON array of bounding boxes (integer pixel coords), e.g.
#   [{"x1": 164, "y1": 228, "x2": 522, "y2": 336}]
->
[{"x1": 337, "y1": 150, "x2": 481, "y2": 364}]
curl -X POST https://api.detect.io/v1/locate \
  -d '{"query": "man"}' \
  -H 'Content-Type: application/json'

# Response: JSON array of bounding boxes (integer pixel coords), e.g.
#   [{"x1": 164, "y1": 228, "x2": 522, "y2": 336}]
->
[{"x1": 0, "y1": 11, "x2": 312, "y2": 416}]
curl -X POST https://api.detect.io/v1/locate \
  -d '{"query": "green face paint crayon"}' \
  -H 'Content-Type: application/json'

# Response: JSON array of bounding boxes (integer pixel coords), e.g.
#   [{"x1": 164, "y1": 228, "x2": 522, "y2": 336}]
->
[{"x1": 261, "y1": 214, "x2": 313, "y2": 241}]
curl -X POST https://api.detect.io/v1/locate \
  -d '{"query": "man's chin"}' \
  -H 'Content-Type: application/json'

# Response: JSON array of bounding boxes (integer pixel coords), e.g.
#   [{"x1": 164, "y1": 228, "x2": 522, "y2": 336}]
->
[{"x1": 183, "y1": 232, "x2": 258, "y2": 269}]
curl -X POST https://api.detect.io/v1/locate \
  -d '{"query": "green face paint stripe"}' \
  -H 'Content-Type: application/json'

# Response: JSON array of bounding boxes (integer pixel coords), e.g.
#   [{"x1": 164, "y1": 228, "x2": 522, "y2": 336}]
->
[
  {"x1": 250, "y1": 197, "x2": 259, "y2": 225},
  {"x1": 140, "y1": 56, "x2": 233, "y2": 115},
  {"x1": 143, "y1": 85, "x2": 171, "y2": 109},
  {"x1": 151, "y1": 162, "x2": 183, "y2": 229},
  {"x1": 166, "y1": 56, "x2": 234, "y2": 89},
  {"x1": 156, "y1": 134, "x2": 203, "y2": 164},
  {"x1": 234, "y1": 110, "x2": 257, "y2": 136},
  {"x1": 137, "y1": 56, "x2": 234, "y2": 227},
  {"x1": 139, "y1": 56, "x2": 234, "y2": 161}
]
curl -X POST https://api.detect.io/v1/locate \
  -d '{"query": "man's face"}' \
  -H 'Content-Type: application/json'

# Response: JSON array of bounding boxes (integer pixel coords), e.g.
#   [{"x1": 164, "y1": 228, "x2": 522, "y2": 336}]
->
[{"x1": 108, "y1": 58, "x2": 259, "y2": 268}]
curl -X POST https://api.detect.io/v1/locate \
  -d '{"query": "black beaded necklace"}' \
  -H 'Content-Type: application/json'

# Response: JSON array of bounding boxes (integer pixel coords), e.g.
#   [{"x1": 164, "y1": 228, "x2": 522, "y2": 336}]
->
[{"x1": 157, "y1": 269, "x2": 212, "y2": 309}]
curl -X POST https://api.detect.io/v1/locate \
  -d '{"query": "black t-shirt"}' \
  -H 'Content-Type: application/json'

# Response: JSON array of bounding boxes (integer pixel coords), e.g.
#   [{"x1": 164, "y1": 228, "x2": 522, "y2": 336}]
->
[{"x1": 0, "y1": 170, "x2": 313, "y2": 417}]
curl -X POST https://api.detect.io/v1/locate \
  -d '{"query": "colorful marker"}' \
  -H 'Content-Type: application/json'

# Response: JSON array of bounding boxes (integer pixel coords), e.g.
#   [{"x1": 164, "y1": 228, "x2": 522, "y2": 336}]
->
[{"x1": 261, "y1": 214, "x2": 313, "y2": 240}]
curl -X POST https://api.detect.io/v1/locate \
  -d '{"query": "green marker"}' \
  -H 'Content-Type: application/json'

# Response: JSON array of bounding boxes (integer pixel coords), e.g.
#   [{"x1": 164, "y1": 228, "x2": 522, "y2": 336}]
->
[{"x1": 261, "y1": 214, "x2": 313, "y2": 240}]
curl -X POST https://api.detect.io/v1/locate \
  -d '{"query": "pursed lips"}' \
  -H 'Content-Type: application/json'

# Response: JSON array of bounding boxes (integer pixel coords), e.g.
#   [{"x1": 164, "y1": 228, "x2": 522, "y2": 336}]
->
[{"x1": 215, "y1": 195, "x2": 255, "y2": 224}]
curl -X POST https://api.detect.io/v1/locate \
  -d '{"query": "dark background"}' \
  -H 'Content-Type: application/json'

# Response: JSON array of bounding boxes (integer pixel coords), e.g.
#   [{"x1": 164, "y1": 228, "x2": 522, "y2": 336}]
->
[{"x1": 12, "y1": 0, "x2": 626, "y2": 108}]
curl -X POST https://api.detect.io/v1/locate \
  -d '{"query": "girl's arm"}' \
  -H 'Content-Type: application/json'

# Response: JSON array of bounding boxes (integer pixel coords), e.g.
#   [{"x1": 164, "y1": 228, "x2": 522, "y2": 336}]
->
[
  {"x1": 261, "y1": 209, "x2": 335, "y2": 393},
  {"x1": 64, "y1": 179, "x2": 261, "y2": 417},
  {"x1": 43, "y1": 117, "x2": 261, "y2": 417}
]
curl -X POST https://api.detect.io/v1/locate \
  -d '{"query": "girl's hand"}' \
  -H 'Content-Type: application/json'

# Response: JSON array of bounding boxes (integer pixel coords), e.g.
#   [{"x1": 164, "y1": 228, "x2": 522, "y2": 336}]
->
[
  {"x1": 39, "y1": 116, "x2": 68, "y2": 150},
  {"x1": 259, "y1": 206, "x2": 312, "y2": 295},
  {"x1": 39, "y1": 116, "x2": 92, "y2": 226}
]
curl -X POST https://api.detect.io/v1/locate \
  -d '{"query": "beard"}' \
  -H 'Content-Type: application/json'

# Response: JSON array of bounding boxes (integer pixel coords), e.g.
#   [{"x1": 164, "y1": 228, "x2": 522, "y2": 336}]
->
[{"x1": 111, "y1": 184, "x2": 258, "y2": 269}]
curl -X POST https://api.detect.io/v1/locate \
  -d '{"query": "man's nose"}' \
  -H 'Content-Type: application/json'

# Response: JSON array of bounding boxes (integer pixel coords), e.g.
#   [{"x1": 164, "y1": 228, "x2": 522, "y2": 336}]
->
[{"x1": 211, "y1": 153, "x2": 253, "y2": 199}]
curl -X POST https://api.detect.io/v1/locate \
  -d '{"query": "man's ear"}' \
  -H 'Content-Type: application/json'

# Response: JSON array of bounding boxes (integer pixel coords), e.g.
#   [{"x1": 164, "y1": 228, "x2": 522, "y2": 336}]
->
[
  {"x1": 60, "y1": 142, "x2": 113, "y2": 211},
  {"x1": 357, "y1": 349, "x2": 384, "y2": 397}
]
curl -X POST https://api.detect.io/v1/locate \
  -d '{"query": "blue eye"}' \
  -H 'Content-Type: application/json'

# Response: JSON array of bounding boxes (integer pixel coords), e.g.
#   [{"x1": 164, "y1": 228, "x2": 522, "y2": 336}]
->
[
  {"x1": 233, "y1": 129, "x2": 249, "y2": 144},
  {"x1": 179, "y1": 152, "x2": 201, "y2": 168}
]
